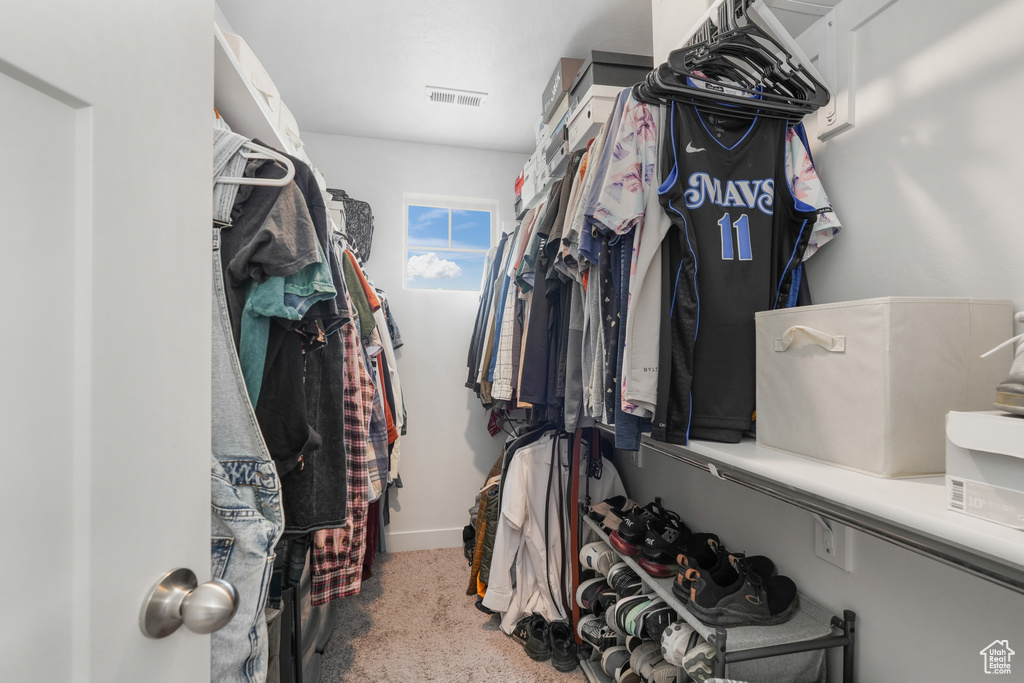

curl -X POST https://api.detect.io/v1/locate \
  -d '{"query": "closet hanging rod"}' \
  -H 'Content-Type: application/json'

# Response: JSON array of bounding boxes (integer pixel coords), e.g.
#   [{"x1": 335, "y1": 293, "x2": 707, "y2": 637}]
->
[{"x1": 215, "y1": 140, "x2": 295, "y2": 187}]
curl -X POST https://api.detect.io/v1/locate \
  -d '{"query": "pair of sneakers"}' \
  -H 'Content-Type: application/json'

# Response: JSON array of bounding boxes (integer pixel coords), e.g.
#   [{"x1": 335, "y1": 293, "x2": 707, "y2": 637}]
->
[
  {"x1": 661, "y1": 621, "x2": 719, "y2": 683},
  {"x1": 609, "y1": 498, "x2": 692, "y2": 578},
  {"x1": 510, "y1": 614, "x2": 578, "y2": 672},
  {"x1": 672, "y1": 538, "x2": 773, "y2": 605},
  {"x1": 685, "y1": 554, "x2": 798, "y2": 628}
]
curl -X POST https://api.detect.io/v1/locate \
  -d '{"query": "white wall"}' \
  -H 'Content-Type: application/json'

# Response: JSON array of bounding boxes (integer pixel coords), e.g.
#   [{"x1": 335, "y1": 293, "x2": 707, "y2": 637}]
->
[
  {"x1": 624, "y1": 0, "x2": 1024, "y2": 680},
  {"x1": 302, "y1": 132, "x2": 528, "y2": 551},
  {"x1": 802, "y1": 0, "x2": 1024, "y2": 312},
  {"x1": 651, "y1": 0, "x2": 711, "y2": 64}
]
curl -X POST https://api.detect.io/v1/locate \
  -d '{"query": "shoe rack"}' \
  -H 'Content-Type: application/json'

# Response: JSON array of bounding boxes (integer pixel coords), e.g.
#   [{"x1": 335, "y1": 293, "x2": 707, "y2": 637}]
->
[{"x1": 579, "y1": 514, "x2": 856, "y2": 681}]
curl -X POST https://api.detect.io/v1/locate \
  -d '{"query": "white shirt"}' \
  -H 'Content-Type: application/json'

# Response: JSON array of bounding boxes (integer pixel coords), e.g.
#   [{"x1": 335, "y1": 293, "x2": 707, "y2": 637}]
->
[{"x1": 483, "y1": 432, "x2": 626, "y2": 632}]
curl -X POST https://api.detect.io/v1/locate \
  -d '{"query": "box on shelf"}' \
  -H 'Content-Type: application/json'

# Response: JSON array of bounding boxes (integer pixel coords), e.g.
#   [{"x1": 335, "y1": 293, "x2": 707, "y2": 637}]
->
[
  {"x1": 946, "y1": 411, "x2": 1024, "y2": 530},
  {"x1": 568, "y1": 51, "x2": 653, "y2": 109},
  {"x1": 567, "y1": 84, "x2": 621, "y2": 152},
  {"x1": 755, "y1": 297, "x2": 1014, "y2": 477},
  {"x1": 221, "y1": 31, "x2": 282, "y2": 124},
  {"x1": 542, "y1": 57, "x2": 585, "y2": 124},
  {"x1": 277, "y1": 102, "x2": 310, "y2": 163}
]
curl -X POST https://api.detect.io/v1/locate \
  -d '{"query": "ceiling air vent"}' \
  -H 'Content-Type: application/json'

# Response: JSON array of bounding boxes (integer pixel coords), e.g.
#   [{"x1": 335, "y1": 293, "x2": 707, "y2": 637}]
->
[{"x1": 425, "y1": 86, "x2": 488, "y2": 108}]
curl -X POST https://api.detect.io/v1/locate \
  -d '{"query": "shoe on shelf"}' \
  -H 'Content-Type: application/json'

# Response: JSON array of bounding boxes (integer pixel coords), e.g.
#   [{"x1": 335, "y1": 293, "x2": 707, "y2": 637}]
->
[
  {"x1": 549, "y1": 620, "x2": 578, "y2": 672},
  {"x1": 672, "y1": 535, "x2": 726, "y2": 604},
  {"x1": 580, "y1": 540, "x2": 617, "y2": 576},
  {"x1": 602, "y1": 645, "x2": 631, "y2": 678},
  {"x1": 636, "y1": 600, "x2": 677, "y2": 642},
  {"x1": 523, "y1": 615, "x2": 552, "y2": 662},
  {"x1": 686, "y1": 556, "x2": 798, "y2": 628},
  {"x1": 660, "y1": 620, "x2": 697, "y2": 667},
  {"x1": 624, "y1": 596, "x2": 664, "y2": 638},
  {"x1": 647, "y1": 658, "x2": 679, "y2": 683},
  {"x1": 681, "y1": 638, "x2": 718, "y2": 683},
  {"x1": 595, "y1": 590, "x2": 619, "y2": 618},
  {"x1": 615, "y1": 663, "x2": 642, "y2": 683},
  {"x1": 608, "y1": 562, "x2": 644, "y2": 597},
  {"x1": 589, "y1": 495, "x2": 635, "y2": 533},
  {"x1": 625, "y1": 635, "x2": 644, "y2": 653},
  {"x1": 638, "y1": 511, "x2": 690, "y2": 578},
  {"x1": 577, "y1": 613, "x2": 620, "y2": 650},
  {"x1": 629, "y1": 642, "x2": 662, "y2": 682},
  {"x1": 983, "y1": 311, "x2": 1024, "y2": 415},
  {"x1": 608, "y1": 593, "x2": 649, "y2": 638},
  {"x1": 610, "y1": 497, "x2": 670, "y2": 556},
  {"x1": 576, "y1": 576, "x2": 612, "y2": 614}
]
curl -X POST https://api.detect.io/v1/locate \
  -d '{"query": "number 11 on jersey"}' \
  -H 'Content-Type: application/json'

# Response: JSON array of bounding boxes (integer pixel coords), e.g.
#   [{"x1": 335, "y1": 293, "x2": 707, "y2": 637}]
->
[{"x1": 718, "y1": 212, "x2": 752, "y2": 261}]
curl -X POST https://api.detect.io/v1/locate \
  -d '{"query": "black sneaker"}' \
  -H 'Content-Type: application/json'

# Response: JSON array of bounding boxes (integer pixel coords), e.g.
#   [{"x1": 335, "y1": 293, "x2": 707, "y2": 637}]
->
[
  {"x1": 607, "y1": 562, "x2": 643, "y2": 597},
  {"x1": 672, "y1": 535, "x2": 726, "y2": 603},
  {"x1": 576, "y1": 577, "x2": 616, "y2": 616},
  {"x1": 549, "y1": 620, "x2": 578, "y2": 672},
  {"x1": 524, "y1": 616, "x2": 552, "y2": 661},
  {"x1": 686, "y1": 557, "x2": 798, "y2": 627},
  {"x1": 638, "y1": 511, "x2": 690, "y2": 578},
  {"x1": 610, "y1": 497, "x2": 667, "y2": 555}
]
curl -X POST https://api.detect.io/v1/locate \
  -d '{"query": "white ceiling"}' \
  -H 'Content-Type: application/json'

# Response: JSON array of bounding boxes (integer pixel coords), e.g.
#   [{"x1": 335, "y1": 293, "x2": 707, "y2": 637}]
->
[{"x1": 217, "y1": 0, "x2": 654, "y2": 154}]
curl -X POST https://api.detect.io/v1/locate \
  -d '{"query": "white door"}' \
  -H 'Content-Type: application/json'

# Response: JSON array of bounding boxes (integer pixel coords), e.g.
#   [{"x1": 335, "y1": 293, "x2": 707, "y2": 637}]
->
[{"x1": 0, "y1": 2, "x2": 214, "y2": 682}]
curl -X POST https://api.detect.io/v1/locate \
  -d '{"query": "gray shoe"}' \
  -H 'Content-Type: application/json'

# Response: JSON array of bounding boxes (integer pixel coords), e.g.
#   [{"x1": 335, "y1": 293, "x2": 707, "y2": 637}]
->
[{"x1": 983, "y1": 312, "x2": 1024, "y2": 415}]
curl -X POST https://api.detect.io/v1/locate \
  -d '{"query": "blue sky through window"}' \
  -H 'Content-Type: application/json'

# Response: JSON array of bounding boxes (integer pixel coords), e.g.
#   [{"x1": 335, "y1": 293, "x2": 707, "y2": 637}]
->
[
  {"x1": 406, "y1": 250, "x2": 486, "y2": 291},
  {"x1": 407, "y1": 205, "x2": 449, "y2": 248},
  {"x1": 451, "y1": 210, "x2": 492, "y2": 250}
]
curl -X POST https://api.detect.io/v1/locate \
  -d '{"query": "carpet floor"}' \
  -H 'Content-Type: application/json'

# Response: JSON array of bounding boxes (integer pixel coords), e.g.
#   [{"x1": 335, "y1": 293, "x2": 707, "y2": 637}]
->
[{"x1": 320, "y1": 547, "x2": 585, "y2": 682}]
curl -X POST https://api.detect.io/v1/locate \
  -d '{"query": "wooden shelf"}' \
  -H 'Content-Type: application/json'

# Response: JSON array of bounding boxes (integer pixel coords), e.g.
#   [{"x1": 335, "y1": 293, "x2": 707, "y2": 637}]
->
[{"x1": 596, "y1": 424, "x2": 1024, "y2": 596}]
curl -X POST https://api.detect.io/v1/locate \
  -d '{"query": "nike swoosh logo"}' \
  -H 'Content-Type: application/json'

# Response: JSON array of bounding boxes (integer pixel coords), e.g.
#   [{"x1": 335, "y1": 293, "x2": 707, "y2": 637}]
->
[{"x1": 686, "y1": 142, "x2": 705, "y2": 153}]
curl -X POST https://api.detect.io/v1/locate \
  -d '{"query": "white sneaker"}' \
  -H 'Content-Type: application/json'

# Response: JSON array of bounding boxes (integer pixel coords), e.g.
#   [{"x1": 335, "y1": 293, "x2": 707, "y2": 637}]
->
[
  {"x1": 580, "y1": 540, "x2": 616, "y2": 576},
  {"x1": 982, "y1": 312, "x2": 1024, "y2": 415},
  {"x1": 661, "y1": 619, "x2": 697, "y2": 667}
]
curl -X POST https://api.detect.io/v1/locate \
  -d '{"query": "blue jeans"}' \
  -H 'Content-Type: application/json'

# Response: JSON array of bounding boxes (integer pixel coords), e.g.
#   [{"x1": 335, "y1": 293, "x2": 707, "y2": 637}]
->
[{"x1": 211, "y1": 229, "x2": 285, "y2": 683}]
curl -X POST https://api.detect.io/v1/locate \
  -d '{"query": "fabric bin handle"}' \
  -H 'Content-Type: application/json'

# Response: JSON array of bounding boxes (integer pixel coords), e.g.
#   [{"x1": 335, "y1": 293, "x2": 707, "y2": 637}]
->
[{"x1": 775, "y1": 325, "x2": 846, "y2": 353}]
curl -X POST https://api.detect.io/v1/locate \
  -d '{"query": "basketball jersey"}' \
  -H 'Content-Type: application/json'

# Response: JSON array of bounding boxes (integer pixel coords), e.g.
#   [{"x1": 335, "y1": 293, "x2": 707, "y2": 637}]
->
[{"x1": 654, "y1": 102, "x2": 816, "y2": 444}]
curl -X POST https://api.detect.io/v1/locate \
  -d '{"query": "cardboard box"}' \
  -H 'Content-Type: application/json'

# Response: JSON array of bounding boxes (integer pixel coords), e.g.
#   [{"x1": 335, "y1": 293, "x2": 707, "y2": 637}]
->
[
  {"x1": 568, "y1": 51, "x2": 653, "y2": 109},
  {"x1": 755, "y1": 297, "x2": 1013, "y2": 477},
  {"x1": 542, "y1": 57, "x2": 584, "y2": 124},
  {"x1": 946, "y1": 411, "x2": 1024, "y2": 530}
]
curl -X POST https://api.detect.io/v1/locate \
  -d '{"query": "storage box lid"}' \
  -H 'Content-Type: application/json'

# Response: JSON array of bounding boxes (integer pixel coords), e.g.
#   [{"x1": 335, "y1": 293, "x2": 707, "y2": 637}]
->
[
  {"x1": 947, "y1": 411, "x2": 1024, "y2": 460},
  {"x1": 569, "y1": 51, "x2": 654, "y2": 93},
  {"x1": 754, "y1": 296, "x2": 1015, "y2": 319}
]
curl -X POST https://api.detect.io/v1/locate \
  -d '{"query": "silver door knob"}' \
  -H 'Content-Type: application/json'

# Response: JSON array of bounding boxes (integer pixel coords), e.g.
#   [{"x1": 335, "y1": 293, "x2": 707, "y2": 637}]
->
[{"x1": 139, "y1": 568, "x2": 239, "y2": 639}]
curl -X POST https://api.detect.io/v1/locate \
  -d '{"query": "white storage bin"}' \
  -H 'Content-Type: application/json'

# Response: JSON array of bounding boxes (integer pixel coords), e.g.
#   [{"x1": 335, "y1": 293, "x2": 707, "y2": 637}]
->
[
  {"x1": 755, "y1": 297, "x2": 1013, "y2": 477},
  {"x1": 221, "y1": 31, "x2": 282, "y2": 124},
  {"x1": 277, "y1": 102, "x2": 309, "y2": 162}
]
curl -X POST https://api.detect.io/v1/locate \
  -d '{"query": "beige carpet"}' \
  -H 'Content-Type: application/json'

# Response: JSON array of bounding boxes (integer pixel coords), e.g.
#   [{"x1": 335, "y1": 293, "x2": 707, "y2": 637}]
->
[{"x1": 321, "y1": 547, "x2": 585, "y2": 682}]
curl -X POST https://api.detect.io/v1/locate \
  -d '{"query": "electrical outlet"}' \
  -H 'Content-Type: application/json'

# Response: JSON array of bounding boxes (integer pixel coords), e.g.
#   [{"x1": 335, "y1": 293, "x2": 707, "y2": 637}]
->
[{"x1": 813, "y1": 515, "x2": 852, "y2": 571}]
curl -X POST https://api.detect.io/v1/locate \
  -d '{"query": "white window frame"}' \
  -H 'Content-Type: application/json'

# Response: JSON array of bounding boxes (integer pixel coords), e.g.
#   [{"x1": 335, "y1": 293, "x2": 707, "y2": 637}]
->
[{"x1": 403, "y1": 192, "x2": 498, "y2": 292}]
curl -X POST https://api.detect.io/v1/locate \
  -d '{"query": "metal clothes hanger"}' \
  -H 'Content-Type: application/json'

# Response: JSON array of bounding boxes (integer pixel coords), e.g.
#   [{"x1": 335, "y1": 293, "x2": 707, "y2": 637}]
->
[{"x1": 214, "y1": 140, "x2": 295, "y2": 187}]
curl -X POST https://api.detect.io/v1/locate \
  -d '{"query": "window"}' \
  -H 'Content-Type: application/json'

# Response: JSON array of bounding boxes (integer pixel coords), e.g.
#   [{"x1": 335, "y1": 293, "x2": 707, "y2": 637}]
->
[{"x1": 404, "y1": 194, "x2": 497, "y2": 292}]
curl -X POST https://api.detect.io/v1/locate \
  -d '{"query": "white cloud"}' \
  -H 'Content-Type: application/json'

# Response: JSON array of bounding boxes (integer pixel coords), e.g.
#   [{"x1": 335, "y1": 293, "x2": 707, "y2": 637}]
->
[{"x1": 407, "y1": 252, "x2": 463, "y2": 279}]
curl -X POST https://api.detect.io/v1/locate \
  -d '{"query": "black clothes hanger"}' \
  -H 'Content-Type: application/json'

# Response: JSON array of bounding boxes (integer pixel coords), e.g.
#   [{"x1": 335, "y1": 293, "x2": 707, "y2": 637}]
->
[{"x1": 634, "y1": 0, "x2": 829, "y2": 121}]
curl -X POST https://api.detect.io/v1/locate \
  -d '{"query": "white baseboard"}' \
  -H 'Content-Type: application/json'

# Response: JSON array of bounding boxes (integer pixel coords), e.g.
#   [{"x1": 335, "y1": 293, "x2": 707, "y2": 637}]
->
[{"x1": 384, "y1": 527, "x2": 465, "y2": 552}]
